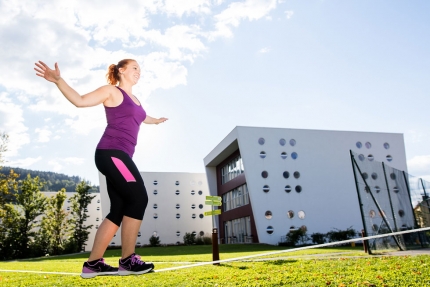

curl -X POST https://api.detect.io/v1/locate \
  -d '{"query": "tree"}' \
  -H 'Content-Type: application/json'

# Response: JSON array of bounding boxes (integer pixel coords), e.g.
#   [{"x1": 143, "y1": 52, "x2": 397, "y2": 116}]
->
[
  {"x1": 0, "y1": 175, "x2": 47, "y2": 259},
  {"x1": 69, "y1": 181, "x2": 95, "y2": 252},
  {"x1": 35, "y1": 188, "x2": 71, "y2": 255}
]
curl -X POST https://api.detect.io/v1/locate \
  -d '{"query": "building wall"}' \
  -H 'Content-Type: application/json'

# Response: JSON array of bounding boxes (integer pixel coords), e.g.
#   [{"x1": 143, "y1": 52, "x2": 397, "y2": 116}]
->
[
  {"x1": 99, "y1": 172, "x2": 213, "y2": 246},
  {"x1": 204, "y1": 126, "x2": 407, "y2": 245}
]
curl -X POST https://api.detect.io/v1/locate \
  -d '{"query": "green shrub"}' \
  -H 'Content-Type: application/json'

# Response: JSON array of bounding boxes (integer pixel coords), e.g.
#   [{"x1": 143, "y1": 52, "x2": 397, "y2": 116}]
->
[
  {"x1": 326, "y1": 227, "x2": 357, "y2": 244},
  {"x1": 285, "y1": 227, "x2": 309, "y2": 247},
  {"x1": 310, "y1": 232, "x2": 326, "y2": 244},
  {"x1": 149, "y1": 235, "x2": 161, "y2": 247},
  {"x1": 183, "y1": 232, "x2": 196, "y2": 245}
]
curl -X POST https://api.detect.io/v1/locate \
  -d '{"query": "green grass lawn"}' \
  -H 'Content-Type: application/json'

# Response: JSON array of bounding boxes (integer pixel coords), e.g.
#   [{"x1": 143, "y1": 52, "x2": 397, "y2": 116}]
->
[{"x1": 0, "y1": 245, "x2": 429, "y2": 286}]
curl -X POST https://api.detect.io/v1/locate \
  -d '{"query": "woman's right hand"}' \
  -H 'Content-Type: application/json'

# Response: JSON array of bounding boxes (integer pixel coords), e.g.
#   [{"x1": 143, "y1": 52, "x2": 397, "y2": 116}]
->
[{"x1": 34, "y1": 61, "x2": 61, "y2": 83}]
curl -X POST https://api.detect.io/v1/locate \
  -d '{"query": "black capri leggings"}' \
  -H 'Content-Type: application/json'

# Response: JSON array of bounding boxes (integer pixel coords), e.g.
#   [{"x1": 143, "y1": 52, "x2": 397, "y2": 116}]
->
[{"x1": 95, "y1": 149, "x2": 148, "y2": 226}]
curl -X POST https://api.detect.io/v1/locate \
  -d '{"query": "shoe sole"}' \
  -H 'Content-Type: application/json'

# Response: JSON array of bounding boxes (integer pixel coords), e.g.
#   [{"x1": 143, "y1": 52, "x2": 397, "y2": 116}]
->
[
  {"x1": 80, "y1": 271, "x2": 119, "y2": 279},
  {"x1": 118, "y1": 267, "x2": 153, "y2": 276}
]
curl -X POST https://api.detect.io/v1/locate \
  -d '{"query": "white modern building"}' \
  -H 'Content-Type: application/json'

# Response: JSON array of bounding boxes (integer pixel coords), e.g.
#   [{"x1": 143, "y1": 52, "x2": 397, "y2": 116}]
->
[
  {"x1": 203, "y1": 126, "x2": 408, "y2": 245},
  {"x1": 99, "y1": 172, "x2": 213, "y2": 246},
  {"x1": 42, "y1": 192, "x2": 102, "y2": 251}
]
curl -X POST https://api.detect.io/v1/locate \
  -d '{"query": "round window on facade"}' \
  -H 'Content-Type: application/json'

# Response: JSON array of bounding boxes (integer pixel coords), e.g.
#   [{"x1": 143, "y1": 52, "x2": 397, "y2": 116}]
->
[
  {"x1": 279, "y1": 138, "x2": 286, "y2": 146},
  {"x1": 375, "y1": 186, "x2": 381, "y2": 193},
  {"x1": 290, "y1": 139, "x2": 296, "y2": 146},
  {"x1": 260, "y1": 151, "x2": 266, "y2": 159},
  {"x1": 362, "y1": 172, "x2": 368, "y2": 180},
  {"x1": 176, "y1": 231, "x2": 180, "y2": 237},
  {"x1": 176, "y1": 204, "x2": 180, "y2": 209},
  {"x1": 199, "y1": 204, "x2": 203, "y2": 209},
  {"x1": 386, "y1": 155, "x2": 393, "y2": 162},
  {"x1": 365, "y1": 142, "x2": 372, "y2": 149},
  {"x1": 191, "y1": 204, "x2": 196, "y2": 209},
  {"x1": 97, "y1": 207, "x2": 100, "y2": 211},
  {"x1": 369, "y1": 210, "x2": 376, "y2": 218},
  {"x1": 384, "y1": 143, "x2": 390, "y2": 149},
  {"x1": 372, "y1": 224, "x2": 378, "y2": 231},
  {"x1": 198, "y1": 190, "x2": 203, "y2": 195},
  {"x1": 153, "y1": 190, "x2": 158, "y2": 195},
  {"x1": 288, "y1": 210, "x2": 294, "y2": 219},
  {"x1": 175, "y1": 181, "x2": 180, "y2": 186},
  {"x1": 283, "y1": 171, "x2": 290, "y2": 179},
  {"x1": 153, "y1": 204, "x2": 158, "y2": 209},
  {"x1": 191, "y1": 190, "x2": 195, "y2": 195},
  {"x1": 393, "y1": 186, "x2": 399, "y2": 193},
  {"x1": 153, "y1": 213, "x2": 158, "y2": 219},
  {"x1": 192, "y1": 214, "x2": 196, "y2": 219},
  {"x1": 190, "y1": 180, "x2": 196, "y2": 185},
  {"x1": 262, "y1": 171, "x2": 268, "y2": 178},
  {"x1": 199, "y1": 214, "x2": 204, "y2": 219},
  {"x1": 290, "y1": 226, "x2": 296, "y2": 230},
  {"x1": 265, "y1": 210, "x2": 272, "y2": 219},
  {"x1": 263, "y1": 185, "x2": 270, "y2": 193},
  {"x1": 96, "y1": 218, "x2": 99, "y2": 222},
  {"x1": 281, "y1": 152, "x2": 287, "y2": 159},
  {"x1": 138, "y1": 232, "x2": 141, "y2": 237},
  {"x1": 371, "y1": 173, "x2": 378, "y2": 180},
  {"x1": 176, "y1": 213, "x2": 180, "y2": 219},
  {"x1": 266, "y1": 226, "x2": 274, "y2": 234},
  {"x1": 175, "y1": 190, "x2": 180, "y2": 195},
  {"x1": 153, "y1": 232, "x2": 158, "y2": 237},
  {"x1": 298, "y1": 210, "x2": 305, "y2": 219},
  {"x1": 285, "y1": 185, "x2": 292, "y2": 193},
  {"x1": 192, "y1": 231, "x2": 197, "y2": 236},
  {"x1": 153, "y1": 180, "x2": 158, "y2": 185},
  {"x1": 356, "y1": 141, "x2": 362, "y2": 149},
  {"x1": 97, "y1": 199, "x2": 100, "y2": 203},
  {"x1": 67, "y1": 207, "x2": 70, "y2": 211},
  {"x1": 258, "y1": 137, "x2": 265, "y2": 145},
  {"x1": 295, "y1": 185, "x2": 302, "y2": 193},
  {"x1": 200, "y1": 231, "x2": 204, "y2": 236},
  {"x1": 291, "y1": 152, "x2": 298, "y2": 160},
  {"x1": 368, "y1": 154, "x2": 374, "y2": 161},
  {"x1": 398, "y1": 210, "x2": 405, "y2": 217},
  {"x1": 96, "y1": 225, "x2": 99, "y2": 229},
  {"x1": 293, "y1": 171, "x2": 300, "y2": 179},
  {"x1": 390, "y1": 173, "x2": 396, "y2": 180},
  {"x1": 358, "y1": 154, "x2": 365, "y2": 161}
]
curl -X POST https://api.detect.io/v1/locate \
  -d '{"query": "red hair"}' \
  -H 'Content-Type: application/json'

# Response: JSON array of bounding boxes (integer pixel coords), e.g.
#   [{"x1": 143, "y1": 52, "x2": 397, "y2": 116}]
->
[{"x1": 106, "y1": 59, "x2": 136, "y2": 85}]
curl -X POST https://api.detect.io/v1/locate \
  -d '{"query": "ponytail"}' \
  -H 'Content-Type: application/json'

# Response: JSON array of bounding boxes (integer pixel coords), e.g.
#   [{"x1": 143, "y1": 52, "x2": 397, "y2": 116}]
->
[{"x1": 106, "y1": 59, "x2": 136, "y2": 85}]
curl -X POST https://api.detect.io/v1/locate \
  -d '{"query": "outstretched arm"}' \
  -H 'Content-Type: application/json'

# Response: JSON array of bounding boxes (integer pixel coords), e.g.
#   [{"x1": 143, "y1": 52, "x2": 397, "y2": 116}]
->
[
  {"x1": 34, "y1": 61, "x2": 111, "y2": 108},
  {"x1": 143, "y1": 116, "x2": 168, "y2": 125}
]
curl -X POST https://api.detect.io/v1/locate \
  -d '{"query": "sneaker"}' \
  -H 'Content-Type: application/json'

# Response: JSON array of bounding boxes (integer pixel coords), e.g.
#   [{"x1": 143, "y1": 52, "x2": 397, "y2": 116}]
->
[
  {"x1": 118, "y1": 253, "x2": 154, "y2": 276},
  {"x1": 80, "y1": 258, "x2": 118, "y2": 279}
]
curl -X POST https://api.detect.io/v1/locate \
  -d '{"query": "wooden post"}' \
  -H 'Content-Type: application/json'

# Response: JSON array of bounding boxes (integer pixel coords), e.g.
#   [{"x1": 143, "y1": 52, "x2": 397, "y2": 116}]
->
[{"x1": 212, "y1": 228, "x2": 220, "y2": 265}]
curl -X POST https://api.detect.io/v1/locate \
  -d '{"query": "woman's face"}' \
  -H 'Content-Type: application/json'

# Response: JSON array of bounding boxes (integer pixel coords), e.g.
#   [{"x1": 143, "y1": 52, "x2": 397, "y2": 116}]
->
[{"x1": 120, "y1": 61, "x2": 141, "y2": 85}]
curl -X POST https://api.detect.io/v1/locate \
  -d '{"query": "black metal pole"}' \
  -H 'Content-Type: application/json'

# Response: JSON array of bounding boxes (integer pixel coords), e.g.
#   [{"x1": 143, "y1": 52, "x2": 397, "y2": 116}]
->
[{"x1": 403, "y1": 171, "x2": 423, "y2": 247}]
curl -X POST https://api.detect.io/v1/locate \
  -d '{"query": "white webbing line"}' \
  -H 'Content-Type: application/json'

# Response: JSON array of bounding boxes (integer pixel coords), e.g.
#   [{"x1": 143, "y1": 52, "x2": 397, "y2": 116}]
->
[
  {"x1": 0, "y1": 226, "x2": 429, "y2": 276},
  {"x1": 154, "y1": 226, "x2": 430, "y2": 273}
]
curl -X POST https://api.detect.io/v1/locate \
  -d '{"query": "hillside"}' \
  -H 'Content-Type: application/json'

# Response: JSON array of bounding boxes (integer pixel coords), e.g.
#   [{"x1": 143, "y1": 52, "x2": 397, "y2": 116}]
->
[{"x1": 0, "y1": 166, "x2": 99, "y2": 193}]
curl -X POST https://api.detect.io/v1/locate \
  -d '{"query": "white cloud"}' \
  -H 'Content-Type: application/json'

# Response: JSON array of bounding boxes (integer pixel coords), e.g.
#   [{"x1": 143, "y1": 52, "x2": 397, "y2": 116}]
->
[
  {"x1": 7, "y1": 156, "x2": 42, "y2": 167},
  {"x1": 0, "y1": 93, "x2": 30, "y2": 157},
  {"x1": 48, "y1": 157, "x2": 85, "y2": 172},
  {"x1": 259, "y1": 47, "x2": 271, "y2": 53},
  {"x1": 210, "y1": 0, "x2": 277, "y2": 40},
  {"x1": 35, "y1": 127, "x2": 52, "y2": 143},
  {"x1": 408, "y1": 155, "x2": 430, "y2": 176},
  {"x1": 162, "y1": 0, "x2": 212, "y2": 17},
  {"x1": 285, "y1": 10, "x2": 294, "y2": 19}
]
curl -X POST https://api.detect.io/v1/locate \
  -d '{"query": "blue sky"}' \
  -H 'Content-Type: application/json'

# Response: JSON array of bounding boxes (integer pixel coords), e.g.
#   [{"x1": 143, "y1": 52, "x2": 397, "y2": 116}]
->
[{"x1": 0, "y1": 0, "x2": 429, "y2": 185}]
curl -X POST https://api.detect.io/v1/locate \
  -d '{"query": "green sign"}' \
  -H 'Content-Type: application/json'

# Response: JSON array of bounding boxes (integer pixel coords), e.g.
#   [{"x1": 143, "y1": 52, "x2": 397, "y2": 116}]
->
[
  {"x1": 204, "y1": 209, "x2": 221, "y2": 216},
  {"x1": 205, "y1": 200, "x2": 222, "y2": 206},
  {"x1": 206, "y1": 195, "x2": 221, "y2": 201}
]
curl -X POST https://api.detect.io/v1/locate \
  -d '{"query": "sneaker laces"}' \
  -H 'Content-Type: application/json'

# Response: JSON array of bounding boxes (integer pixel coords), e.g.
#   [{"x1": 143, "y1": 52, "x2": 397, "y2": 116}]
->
[{"x1": 130, "y1": 254, "x2": 144, "y2": 265}]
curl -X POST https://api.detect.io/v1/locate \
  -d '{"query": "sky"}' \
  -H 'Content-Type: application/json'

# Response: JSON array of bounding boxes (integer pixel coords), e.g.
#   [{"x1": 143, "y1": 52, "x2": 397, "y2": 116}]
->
[{"x1": 0, "y1": 0, "x2": 429, "y2": 186}]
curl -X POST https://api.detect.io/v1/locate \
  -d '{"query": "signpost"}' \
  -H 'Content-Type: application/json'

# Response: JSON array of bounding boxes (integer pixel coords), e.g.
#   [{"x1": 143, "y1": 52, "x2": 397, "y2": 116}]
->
[{"x1": 205, "y1": 195, "x2": 222, "y2": 264}]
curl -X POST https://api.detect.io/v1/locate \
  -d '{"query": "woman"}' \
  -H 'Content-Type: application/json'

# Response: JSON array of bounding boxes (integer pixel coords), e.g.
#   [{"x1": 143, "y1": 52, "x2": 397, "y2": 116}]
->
[{"x1": 34, "y1": 59, "x2": 167, "y2": 278}]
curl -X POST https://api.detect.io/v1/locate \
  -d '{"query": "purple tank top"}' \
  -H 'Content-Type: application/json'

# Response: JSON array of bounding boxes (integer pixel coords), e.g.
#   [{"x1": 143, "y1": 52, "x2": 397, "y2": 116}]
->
[{"x1": 96, "y1": 87, "x2": 146, "y2": 157}]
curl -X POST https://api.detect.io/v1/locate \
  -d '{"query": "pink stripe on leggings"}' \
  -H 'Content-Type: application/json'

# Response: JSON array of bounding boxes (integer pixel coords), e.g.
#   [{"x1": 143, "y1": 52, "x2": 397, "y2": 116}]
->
[{"x1": 111, "y1": 157, "x2": 136, "y2": 182}]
